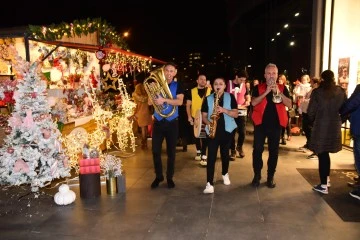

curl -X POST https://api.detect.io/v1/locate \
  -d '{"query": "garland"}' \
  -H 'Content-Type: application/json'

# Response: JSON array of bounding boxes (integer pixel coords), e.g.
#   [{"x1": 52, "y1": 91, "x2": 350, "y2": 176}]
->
[{"x1": 28, "y1": 18, "x2": 128, "y2": 49}]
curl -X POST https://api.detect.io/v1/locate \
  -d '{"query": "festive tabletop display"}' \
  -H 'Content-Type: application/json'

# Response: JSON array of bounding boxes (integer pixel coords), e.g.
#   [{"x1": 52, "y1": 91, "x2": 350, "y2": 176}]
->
[
  {"x1": 0, "y1": 61, "x2": 70, "y2": 192},
  {"x1": 54, "y1": 184, "x2": 76, "y2": 205}
]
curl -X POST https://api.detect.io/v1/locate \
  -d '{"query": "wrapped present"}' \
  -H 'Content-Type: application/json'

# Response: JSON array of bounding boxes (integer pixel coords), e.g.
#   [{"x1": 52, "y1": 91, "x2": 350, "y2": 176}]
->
[
  {"x1": 79, "y1": 158, "x2": 100, "y2": 167},
  {"x1": 79, "y1": 165, "x2": 100, "y2": 174},
  {"x1": 80, "y1": 173, "x2": 101, "y2": 198}
]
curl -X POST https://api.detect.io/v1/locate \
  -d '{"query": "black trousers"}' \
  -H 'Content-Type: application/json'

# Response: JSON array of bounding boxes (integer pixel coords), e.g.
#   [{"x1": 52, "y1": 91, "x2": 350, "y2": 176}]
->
[
  {"x1": 206, "y1": 137, "x2": 232, "y2": 185},
  {"x1": 152, "y1": 119, "x2": 179, "y2": 180},
  {"x1": 195, "y1": 137, "x2": 208, "y2": 156},
  {"x1": 318, "y1": 151, "x2": 330, "y2": 185},
  {"x1": 230, "y1": 116, "x2": 246, "y2": 151},
  {"x1": 252, "y1": 124, "x2": 281, "y2": 178},
  {"x1": 302, "y1": 113, "x2": 312, "y2": 146}
]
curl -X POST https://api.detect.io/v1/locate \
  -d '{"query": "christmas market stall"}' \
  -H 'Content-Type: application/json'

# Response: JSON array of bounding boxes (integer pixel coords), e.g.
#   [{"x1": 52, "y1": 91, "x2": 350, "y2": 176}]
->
[{"x1": 0, "y1": 18, "x2": 165, "y2": 192}]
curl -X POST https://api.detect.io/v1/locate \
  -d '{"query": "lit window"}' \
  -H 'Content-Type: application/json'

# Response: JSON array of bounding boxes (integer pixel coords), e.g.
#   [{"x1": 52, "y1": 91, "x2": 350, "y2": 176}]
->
[
  {"x1": 294, "y1": 12, "x2": 300, "y2": 17},
  {"x1": 284, "y1": 24, "x2": 289, "y2": 28},
  {"x1": 276, "y1": 32, "x2": 280, "y2": 36}
]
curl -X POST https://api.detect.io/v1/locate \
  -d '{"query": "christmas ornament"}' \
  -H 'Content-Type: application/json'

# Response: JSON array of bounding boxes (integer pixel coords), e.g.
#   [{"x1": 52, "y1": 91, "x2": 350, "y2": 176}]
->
[
  {"x1": 7, "y1": 147, "x2": 14, "y2": 154},
  {"x1": 4, "y1": 126, "x2": 12, "y2": 135},
  {"x1": 54, "y1": 184, "x2": 76, "y2": 205}
]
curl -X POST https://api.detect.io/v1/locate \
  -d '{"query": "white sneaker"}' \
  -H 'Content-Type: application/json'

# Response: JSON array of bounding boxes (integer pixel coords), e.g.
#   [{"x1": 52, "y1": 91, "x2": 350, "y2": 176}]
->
[
  {"x1": 195, "y1": 151, "x2": 201, "y2": 161},
  {"x1": 222, "y1": 173, "x2": 231, "y2": 185},
  {"x1": 203, "y1": 182, "x2": 214, "y2": 194},
  {"x1": 200, "y1": 160, "x2": 207, "y2": 166},
  {"x1": 200, "y1": 155, "x2": 207, "y2": 166}
]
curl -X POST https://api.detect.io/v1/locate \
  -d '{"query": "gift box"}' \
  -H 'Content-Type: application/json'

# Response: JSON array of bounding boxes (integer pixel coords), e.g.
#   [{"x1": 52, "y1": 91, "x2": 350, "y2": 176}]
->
[
  {"x1": 79, "y1": 158, "x2": 100, "y2": 167},
  {"x1": 79, "y1": 173, "x2": 101, "y2": 198},
  {"x1": 79, "y1": 165, "x2": 100, "y2": 174}
]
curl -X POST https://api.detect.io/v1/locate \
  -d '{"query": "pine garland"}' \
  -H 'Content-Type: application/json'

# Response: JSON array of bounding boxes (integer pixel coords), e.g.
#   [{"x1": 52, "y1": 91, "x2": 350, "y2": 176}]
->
[{"x1": 28, "y1": 18, "x2": 128, "y2": 49}]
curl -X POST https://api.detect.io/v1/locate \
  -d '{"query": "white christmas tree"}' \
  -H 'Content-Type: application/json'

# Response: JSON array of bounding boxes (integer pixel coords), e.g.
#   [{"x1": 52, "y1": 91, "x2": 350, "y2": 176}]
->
[{"x1": 0, "y1": 61, "x2": 70, "y2": 192}]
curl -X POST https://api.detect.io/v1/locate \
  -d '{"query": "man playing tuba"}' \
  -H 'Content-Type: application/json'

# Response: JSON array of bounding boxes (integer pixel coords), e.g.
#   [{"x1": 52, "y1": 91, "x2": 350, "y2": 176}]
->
[{"x1": 145, "y1": 62, "x2": 184, "y2": 189}]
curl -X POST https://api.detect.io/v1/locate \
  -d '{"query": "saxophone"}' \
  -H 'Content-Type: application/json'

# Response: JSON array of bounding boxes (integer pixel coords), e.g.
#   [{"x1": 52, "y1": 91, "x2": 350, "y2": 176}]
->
[{"x1": 208, "y1": 90, "x2": 221, "y2": 139}]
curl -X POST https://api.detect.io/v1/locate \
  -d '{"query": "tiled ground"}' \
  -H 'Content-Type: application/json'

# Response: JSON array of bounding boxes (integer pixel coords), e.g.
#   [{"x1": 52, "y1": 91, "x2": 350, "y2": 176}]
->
[{"x1": 1, "y1": 127, "x2": 359, "y2": 240}]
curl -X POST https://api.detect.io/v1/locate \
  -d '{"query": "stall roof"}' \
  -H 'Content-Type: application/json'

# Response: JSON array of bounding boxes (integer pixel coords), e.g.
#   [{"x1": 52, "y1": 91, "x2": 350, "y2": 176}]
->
[
  {"x1": 28, "y1": 38, "x2": 166, "y2": 65},
  {"x1": 0, "y1": 26, "x2": 166, "y2": 65}
]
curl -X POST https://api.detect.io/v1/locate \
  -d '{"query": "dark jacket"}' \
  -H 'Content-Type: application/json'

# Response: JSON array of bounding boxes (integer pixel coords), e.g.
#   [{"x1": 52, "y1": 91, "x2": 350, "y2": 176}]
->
[
  {"x1": 340, "y1": 84, "x2": 360, "y2": 136},
  {"x1": 307, "y1": 85, "x2": 347, "y2": 154}
]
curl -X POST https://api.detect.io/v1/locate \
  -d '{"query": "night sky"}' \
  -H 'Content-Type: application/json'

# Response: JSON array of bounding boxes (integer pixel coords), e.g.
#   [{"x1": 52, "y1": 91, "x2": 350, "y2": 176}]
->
[{"x1": 0, "y1": 0, "x2": 230, "y2": 62}]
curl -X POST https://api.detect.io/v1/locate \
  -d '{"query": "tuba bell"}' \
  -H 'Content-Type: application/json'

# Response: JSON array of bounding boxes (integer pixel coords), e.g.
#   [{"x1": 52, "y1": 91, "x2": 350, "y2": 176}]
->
[{"x1": 144, "y1": 66, "x2": 176, "y2": 118}]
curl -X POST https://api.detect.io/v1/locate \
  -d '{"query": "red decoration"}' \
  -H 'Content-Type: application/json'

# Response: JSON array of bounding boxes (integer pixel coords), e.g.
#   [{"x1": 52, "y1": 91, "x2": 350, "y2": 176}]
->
[{"x1": 90, "y1": 68, "x2": 98, "y2": 88}]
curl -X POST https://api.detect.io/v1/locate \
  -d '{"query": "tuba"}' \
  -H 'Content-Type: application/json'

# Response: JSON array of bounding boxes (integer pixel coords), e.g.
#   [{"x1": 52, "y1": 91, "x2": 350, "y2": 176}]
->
[{"x1": 144, "y1": 66, "x2": 176, "y2": 118}]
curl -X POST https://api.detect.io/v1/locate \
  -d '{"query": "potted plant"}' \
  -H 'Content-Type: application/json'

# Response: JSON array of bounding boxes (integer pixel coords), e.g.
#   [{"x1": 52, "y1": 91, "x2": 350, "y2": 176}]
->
[{"x1": 100, "y1": 154, "x2": 123, "y2": 195}]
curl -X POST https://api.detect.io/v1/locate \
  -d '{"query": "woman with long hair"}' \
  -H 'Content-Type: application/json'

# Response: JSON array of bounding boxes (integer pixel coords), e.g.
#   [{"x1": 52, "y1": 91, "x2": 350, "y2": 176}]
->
[{"x1": 307, "y1": 70, "x2": 347, "y2": 194}]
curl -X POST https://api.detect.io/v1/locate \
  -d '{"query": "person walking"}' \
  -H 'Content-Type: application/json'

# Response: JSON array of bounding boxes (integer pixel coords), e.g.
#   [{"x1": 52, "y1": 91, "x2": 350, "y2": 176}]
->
[
  {"x1": 226, "y1": 70, "x2": 251, "y2": 159},
  {"x1": 186, "y1": 74, "x2": 212, "y2": 166},
  {"x1": 250, "y1": 63, "x2": 292, "y2": 188},
  {"x1": 201, "y1": 77, "x2": 238, "y2": 194},
  {"x1": 278, "y1": 74, "x2": 292, "y2": 145},
  {"x1": 298, "y1": 77, "x2": 320, "y2": 159},
  {"x1": 308, "y1": 70, "x2": 347, "y2": 194},
  {"x1": 148, "y1": 62, "x2": 185, "y2": 189},
  {"x1": 340, "y1": 84, "x2": 360, "y2": 200},
  {"x1": 132, "y1": 82, "x2": 152, "y2": 149}
]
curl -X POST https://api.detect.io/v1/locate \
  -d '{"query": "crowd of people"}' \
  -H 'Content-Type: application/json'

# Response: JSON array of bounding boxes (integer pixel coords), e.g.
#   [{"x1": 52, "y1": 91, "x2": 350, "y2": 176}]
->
[{"x1": 128, "y1": 61, "x2": 360, "y2": 201}]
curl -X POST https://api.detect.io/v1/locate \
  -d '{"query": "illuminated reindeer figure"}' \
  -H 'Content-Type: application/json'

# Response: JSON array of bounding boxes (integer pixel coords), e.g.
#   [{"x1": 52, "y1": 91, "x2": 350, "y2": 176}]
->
[{"x1": 108, "y1": 78, "x2": 136, "y2": 152}]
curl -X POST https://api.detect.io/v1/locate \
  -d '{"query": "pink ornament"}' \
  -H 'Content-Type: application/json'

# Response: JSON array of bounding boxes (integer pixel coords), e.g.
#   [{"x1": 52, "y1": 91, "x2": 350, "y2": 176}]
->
[
  {"x1": 41, "y1": 128, "x2": 51, "y2": 139},
  {"x1": 22, "y1": 110, "x2": 34, "y2": 129},
  {"x1": 7, "y1": 147, "x2": 14, "y2": 154},
  {"x1": 4, "y1": 126, "x2": 12, "y2": 135},
  {"x1": 13, "y1": 159, "x2": 30, "y2": 173}
]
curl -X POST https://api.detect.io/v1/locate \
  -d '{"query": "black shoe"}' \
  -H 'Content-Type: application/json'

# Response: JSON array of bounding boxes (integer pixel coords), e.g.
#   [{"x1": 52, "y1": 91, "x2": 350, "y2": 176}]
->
[
  {"x1": 266, "y1": 178, "x2": 276, "y2": 188},
  {"x1": 230, "y1": 150, "x2": 236, "y2": 161},
  {"x1": 167, "y1": 179, "x2": 175, "y2": 188},
  {"x1": 151, "y1": 176, "x2": 164, "y2": 189},
  {"x1": 236, "y1": 146, "x2": 245, "y2": 158},
  {"x1": 280, "y1": 138, "x2": 286, "y2": 145},
  {"x1": 251, "y1": 174, "x2": 261, "y2": 187},
  {"x1": 347, "y1": 181, "x2": 360, "y2": 188}
]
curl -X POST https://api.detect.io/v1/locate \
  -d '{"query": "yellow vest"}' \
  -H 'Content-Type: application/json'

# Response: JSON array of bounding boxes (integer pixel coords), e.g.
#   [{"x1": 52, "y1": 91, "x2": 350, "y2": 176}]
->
[{"x1": 190, "y1": 87, "x2": 211, "y2": 117}]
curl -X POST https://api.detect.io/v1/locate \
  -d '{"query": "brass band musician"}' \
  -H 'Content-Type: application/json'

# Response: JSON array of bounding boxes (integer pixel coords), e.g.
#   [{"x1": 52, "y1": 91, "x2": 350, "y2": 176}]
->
[
  {"x1": 147, "y1": 62, "x2": 184, "y2": 189},
  {"x1": 201, "y1": 77, "x2": 238, "y2": 194},
  {"x1": 226, "y1": 70, "x2": 251, "y2": 159},
  {"x1": 251, "y1": 63, "x2": 292, "y2": 188}
]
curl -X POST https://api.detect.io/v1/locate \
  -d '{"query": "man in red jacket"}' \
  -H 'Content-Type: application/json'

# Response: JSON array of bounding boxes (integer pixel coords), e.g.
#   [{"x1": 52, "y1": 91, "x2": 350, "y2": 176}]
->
[{"x1": 251, "y1": 63, "x2": 292, "y2": 188}]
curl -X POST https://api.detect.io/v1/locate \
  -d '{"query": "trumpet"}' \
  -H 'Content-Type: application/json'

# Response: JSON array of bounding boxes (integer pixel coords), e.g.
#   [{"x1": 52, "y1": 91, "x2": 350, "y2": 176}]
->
[{"x1": 271, "y1": 84, "x2": 282, "y2": 103}]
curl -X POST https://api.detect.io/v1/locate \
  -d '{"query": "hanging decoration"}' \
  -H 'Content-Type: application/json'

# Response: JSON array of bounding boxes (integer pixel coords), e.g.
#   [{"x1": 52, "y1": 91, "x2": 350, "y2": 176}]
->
[{"x1": 28, "y1": 18, "x2": 128, "y2": 49}]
